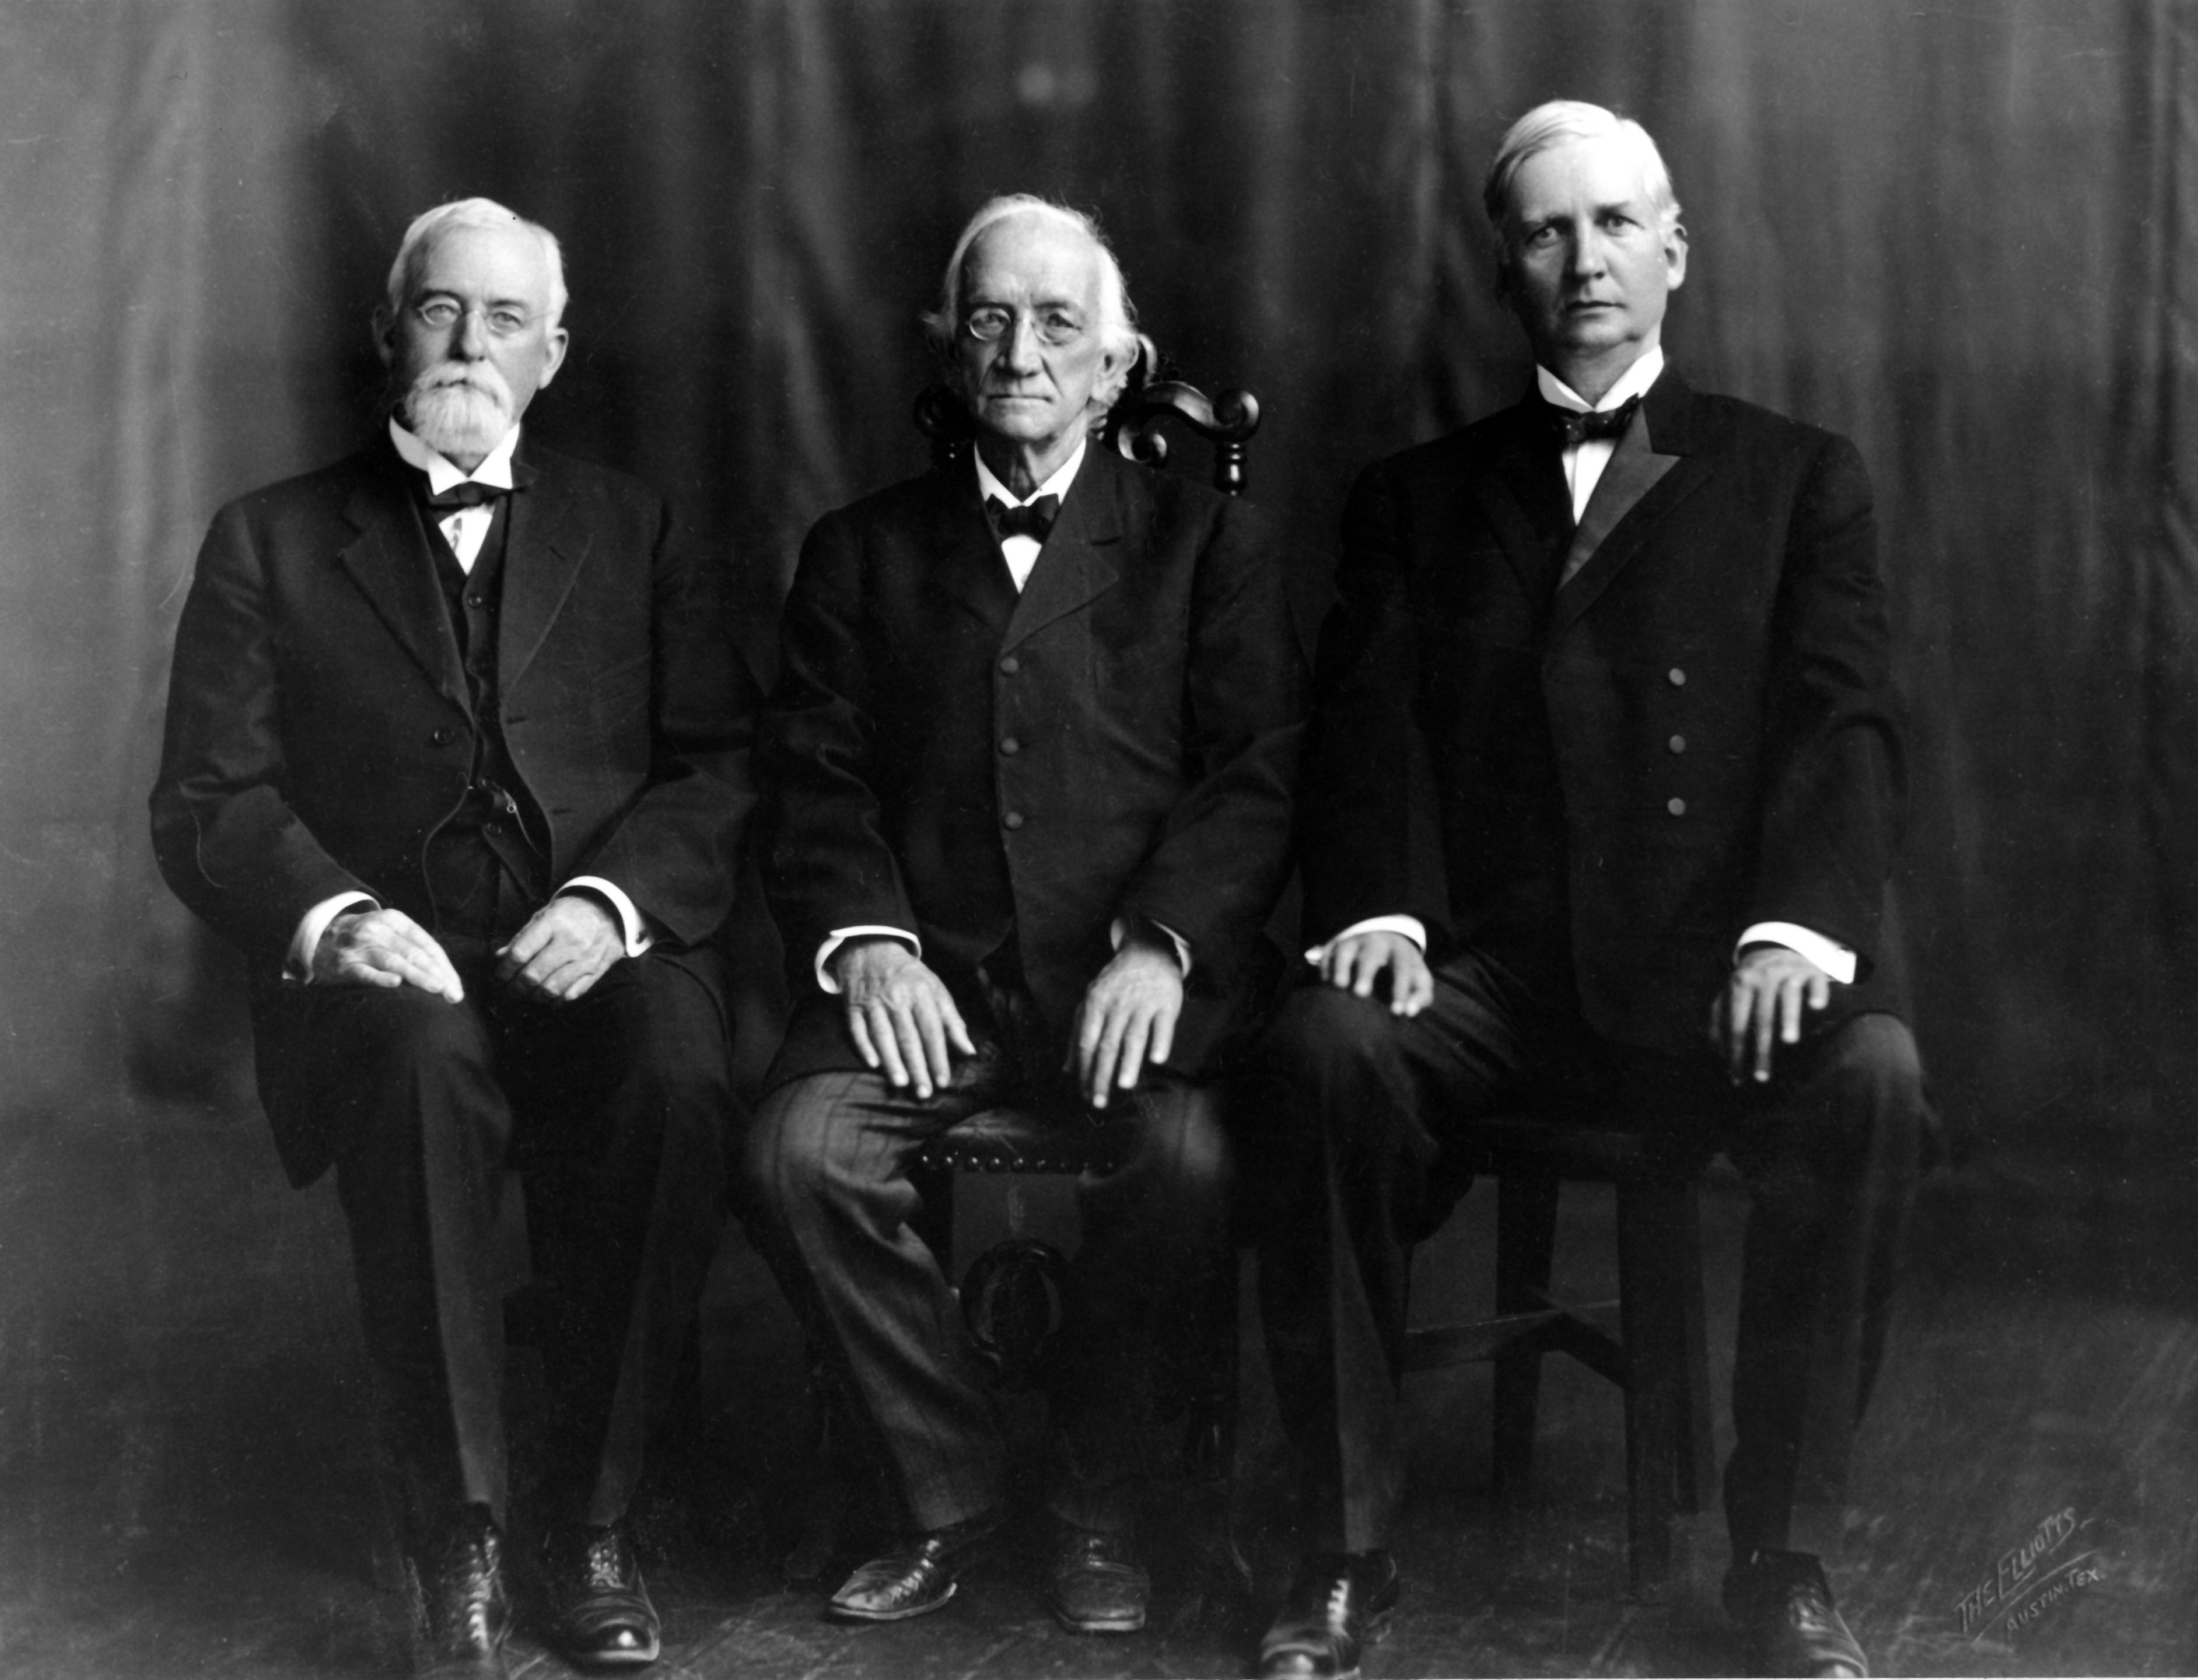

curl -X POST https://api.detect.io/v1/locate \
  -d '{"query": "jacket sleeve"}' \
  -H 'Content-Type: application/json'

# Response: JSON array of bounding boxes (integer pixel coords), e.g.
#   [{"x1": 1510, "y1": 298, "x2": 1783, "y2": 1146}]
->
[
  {"x1": 564, "y1": 494, "x2": 758, "y2": 948},
  {"x1": 1745, "y1": 431, "x2": 1905, "y2": 977},
  {"x1": 1296, "y1": 459, "x2": 1456, "y2": 948},
  {"x1": 1114, "y1": 493, "x2": 1306, "y2": 993},
  {"x1": 149, "y1": 501, "x2": 376, "y2": 970},
  {"x1": 756, "y1": 507, "x2": 922, "y2": 976}
]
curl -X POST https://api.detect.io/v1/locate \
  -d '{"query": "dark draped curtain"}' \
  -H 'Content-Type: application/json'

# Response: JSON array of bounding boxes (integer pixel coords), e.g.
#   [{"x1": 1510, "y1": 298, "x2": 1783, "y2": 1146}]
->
[{"x1": 4, "y1": 0, "x2": 2192, "y2": 1172}]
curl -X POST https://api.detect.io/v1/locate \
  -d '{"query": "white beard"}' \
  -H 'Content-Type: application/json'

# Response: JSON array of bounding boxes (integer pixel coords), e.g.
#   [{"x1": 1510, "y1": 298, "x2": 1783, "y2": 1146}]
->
[{"x1": 402, "y1": 372, "x2": 514, "y2": 463}]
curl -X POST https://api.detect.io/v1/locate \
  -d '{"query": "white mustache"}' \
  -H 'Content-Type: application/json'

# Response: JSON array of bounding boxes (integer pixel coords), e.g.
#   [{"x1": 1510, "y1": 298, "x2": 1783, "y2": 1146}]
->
[{"x1": 409, "y1": 365, "x2": 514, "y2": 409}]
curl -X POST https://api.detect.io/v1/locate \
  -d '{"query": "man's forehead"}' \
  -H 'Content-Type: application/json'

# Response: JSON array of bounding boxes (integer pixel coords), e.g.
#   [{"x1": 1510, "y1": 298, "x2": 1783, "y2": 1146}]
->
[
  {"x1": 1509, "y1": 136, "x2": 1655, "y2": 216},
  {"x1": 961, "y1": 214, "x2": 1101, "y2": 302},
  {"x1": 410, "y1": 223, "x2": 552, "y2": 300}
]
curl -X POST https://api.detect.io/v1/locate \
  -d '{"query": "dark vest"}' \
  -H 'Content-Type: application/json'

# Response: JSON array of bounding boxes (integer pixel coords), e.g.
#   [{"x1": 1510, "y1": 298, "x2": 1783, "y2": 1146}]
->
[{"x1": 412, "y1": 490, "x2": 551, "y2": 937}]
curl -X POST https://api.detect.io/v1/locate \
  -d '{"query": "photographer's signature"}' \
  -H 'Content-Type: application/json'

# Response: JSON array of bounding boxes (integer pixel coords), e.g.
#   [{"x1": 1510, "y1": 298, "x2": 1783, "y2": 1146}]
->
[{"x1": 1954, "y1": 1505, "x2": 2105, "y2": 1643}]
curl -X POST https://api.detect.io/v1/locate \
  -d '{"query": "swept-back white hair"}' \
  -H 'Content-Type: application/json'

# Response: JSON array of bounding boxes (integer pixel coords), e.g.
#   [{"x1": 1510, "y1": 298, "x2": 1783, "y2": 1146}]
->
[
  {"x1": 921, "y1": 194, "x2": 1140, "y2": 365},
  {"x1": 383, "y1": 197, "x2": 568, "y2": 328},
  {"x1": 1482, "y1": 100, "x2": 1682, "y2": 235}
]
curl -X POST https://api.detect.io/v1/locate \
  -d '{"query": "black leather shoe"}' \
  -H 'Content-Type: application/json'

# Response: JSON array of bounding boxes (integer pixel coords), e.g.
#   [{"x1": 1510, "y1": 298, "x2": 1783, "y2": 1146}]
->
[
  {"x1": 827, "y1": 1508, "x2": 1005, "y2": 1622},
  {"x1": 547, "y1": 1520, "x2": 662, "y2": 1669},
  {"x1": 1258, "y1": 1550, "x2": 1399, "y2": 1679},
  {"x1": 1724, "y1": 1549, "x2": 1869, "y2": 1678},
  {"x1": 407, "y1": 1508, "x2": 510, "y2": 1679},
  {"x1": 1044, "y1": 1521, "x2": 1148, "y2": 1633}
]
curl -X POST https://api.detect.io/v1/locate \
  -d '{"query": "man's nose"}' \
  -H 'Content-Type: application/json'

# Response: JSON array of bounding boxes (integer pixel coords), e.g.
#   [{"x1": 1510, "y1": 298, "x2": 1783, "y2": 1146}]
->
[
  {"x1": 451, "y1": 306, "x2": 491, "y2": 359},
  {"x1": 998, "y1": 314, "x2": 1042, "y2": 373},
  {"x1": 1566, "y1": 227, "x2": 1608, "y2": 280}
]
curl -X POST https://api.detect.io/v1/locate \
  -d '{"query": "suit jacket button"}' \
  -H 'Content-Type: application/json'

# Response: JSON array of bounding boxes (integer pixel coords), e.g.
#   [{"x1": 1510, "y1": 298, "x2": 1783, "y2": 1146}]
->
[
  {"x1": 999, "y1": 737, "x2": 1020, "y2": 756},
  {"x1": 430, "y1": 726, "x2": 456, "y2": 746},
  {"x1": 1668, "y1": 734, "x2": 1686, "y2": 754},
  {"x1": 999, "y1": 654, "x2": 1020, "y2": 675},
  {"x1": 1667, "y1": 667, "x2": 1686, "y2": 687},
  {"x1": 1667, "y1": 797, "x2": 1686, "y2": 816},
  {"x1": 1003, "y1": 811, "x2": 1024, "y2": 830}
]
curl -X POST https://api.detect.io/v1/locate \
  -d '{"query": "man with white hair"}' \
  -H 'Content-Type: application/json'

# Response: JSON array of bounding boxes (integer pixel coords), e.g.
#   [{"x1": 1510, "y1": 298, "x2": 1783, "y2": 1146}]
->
[
  {"x1": 742, "y1": 194, "x2": 1301, "y2": 1633},
  {"x1": 1252, "y1": 103, "x2": 1924, "y2": 1678},
  {"x1": 152, "y1": 198, "x2": 754, "y2": 1677}
]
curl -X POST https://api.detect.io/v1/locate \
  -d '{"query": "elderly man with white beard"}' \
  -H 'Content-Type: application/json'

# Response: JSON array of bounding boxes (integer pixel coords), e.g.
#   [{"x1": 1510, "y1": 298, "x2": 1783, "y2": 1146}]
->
[{"x1": 151, "y1": 199, "x2": 755, "y2": 1679}]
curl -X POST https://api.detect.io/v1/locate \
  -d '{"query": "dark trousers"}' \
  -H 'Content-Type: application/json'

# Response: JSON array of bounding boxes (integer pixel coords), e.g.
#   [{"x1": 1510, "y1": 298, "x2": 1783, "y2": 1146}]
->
[
  {"x1": 1252, "y1": 949, "x2": 1923, "y2": 1559},
  {"x1": 738, "y1": 1035, "x2": 1233, "y2": 1534},
  {"x1": 271, "y1": 940, "x2": 732, "y2": 1541}
]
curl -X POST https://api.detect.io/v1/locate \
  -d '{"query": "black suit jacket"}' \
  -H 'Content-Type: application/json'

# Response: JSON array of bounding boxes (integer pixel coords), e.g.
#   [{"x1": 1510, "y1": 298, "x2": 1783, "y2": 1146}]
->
[
  {"x1": 152, "y1": 438, "x2": 755, "y2": 1180},
  {"x1": 1302, "y1": 371, "x2": 1905, "y2": 1056},
  {"x1": 760, "y1": 444, "x2": 1304, "y2": 1086}
]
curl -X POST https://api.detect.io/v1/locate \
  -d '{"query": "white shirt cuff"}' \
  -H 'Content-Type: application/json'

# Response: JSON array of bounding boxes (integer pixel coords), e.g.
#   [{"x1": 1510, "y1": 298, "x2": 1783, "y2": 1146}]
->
[
  {"x1": 561, "y1": 877, "x2": 654, "y2": 958},
  {"x1": 817, "y1": 926, "x2": 921, "y2": 993},
  {"x1": 1110, "y1": 915, "x2": 1192, "y2": 978},
  {"x1": 1306, "y1": 914, "x2": 1427, "y2": 966},
  {"x1": 1737, "y1": 922, "x2": 1856, "y2": 986},
  {"x1": 286, "y1": 891, "x2": 380, "y2": 982}
]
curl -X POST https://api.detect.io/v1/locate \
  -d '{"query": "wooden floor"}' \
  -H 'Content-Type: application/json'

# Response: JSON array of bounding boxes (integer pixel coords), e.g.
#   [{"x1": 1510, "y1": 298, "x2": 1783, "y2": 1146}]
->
[{"x1": 1, "y1": 1095, "x2": 2193, "y2": 1678}]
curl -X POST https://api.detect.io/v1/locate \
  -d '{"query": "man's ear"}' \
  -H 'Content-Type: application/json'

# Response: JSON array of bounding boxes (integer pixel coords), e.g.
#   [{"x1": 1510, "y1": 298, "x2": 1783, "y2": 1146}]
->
[
  {"x1": 372, "y1": 308, "x2": 395, "y2": 369},
  {"x1": 1090, "y1": 340, "x2": 1135, "y2": 416},
  {"x1": 1664, "y1": 220, "x2": 1689, "y2": 291},
  {"x1": 536, "y1": 326, "x2": 570, "y2": 390}
]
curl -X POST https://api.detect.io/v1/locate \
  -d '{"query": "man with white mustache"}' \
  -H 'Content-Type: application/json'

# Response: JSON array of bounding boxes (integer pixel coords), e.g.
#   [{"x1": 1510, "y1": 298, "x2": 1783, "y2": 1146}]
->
[{"x1": 152, "y1": 198, "x2": 755, "y2": 1678}]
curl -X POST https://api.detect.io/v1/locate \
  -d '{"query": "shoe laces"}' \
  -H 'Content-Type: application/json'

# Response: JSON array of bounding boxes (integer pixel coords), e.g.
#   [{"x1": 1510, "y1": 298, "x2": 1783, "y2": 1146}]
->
[
  {"x1": 577, "y1": 1527, "x2": 633, "y2": 1590},
  {"x1": 1785, "y1": 1576, "x2": 1842, "y2": 1635},
  {"x1": 1325, "y1": 1572, "x2": 1354, "y2": 1628},
  {"x1": 425, "y1": 1528, "x2": 504, "y2": 1642}
]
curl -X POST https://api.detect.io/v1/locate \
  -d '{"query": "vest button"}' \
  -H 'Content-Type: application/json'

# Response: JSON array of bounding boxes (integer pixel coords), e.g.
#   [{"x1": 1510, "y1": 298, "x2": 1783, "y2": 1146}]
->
[
  {"x1": 999, "y1": 737, "x2": 1020, "y2": 756},
  {"x1": 1667, "y1": 797, "x2": 1687, "y2": 817},
  {"x1": 999, "y1": 655, "x2": 1020, "y2": 675},
  {"x1": 1003, "y1": 811, "x2": 1025, "y2": 831},
  {"x1": 466, "y1": 593, "x2": 487, "y2": 609},
  {"x1": 1668, "y1": 734, "x2": 1686, "y2": 754},
  {"x1": 485, "y1": 819, "x2": 506, "y2": 837},
  {"x1": 430, "y1": 726, "x2": 456, "y2": 746},
  {"x1": 1667, "y1": 666, "x2": 1686, "y2": 687}
]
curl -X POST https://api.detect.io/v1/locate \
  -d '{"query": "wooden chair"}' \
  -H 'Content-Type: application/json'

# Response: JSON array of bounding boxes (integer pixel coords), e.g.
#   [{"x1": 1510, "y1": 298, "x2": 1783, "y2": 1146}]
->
[
  {"x1": 1403, "y1": 1108, "x2": 1717, "y2": 1602},
  {"x1": 782, "y1": 368, "x2": 1262, "y2": 1601}
]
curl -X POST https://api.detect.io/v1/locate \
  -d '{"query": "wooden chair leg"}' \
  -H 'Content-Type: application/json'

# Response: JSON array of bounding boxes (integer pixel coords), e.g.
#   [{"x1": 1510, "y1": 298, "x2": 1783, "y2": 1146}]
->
[
  {"x1": 1615, "y1": 1179, "x2": 1685, "y2": 1602},
  {"x1": 1674, "y1": 1183, "x2": 1716, "y2": 1514},
  {"x1": 909, "y1": 1157, "x2": 956, "y2": 1275},
  {"x1": 1492, "y1": 1174, "x2": 1560, "y2": 1503}
]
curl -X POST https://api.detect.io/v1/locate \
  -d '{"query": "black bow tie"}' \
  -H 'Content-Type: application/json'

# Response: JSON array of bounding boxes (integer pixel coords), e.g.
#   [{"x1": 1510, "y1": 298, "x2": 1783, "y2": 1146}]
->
[
  {"x1": 425, "y1": 478, "x2": 513, "y2": 511},
  {"x1": 1545, "y1": 396, "x2": 1640, "y2": 448},
  {"x1": 986, "y1": 493, "x2": 1060, "y2": 542}
]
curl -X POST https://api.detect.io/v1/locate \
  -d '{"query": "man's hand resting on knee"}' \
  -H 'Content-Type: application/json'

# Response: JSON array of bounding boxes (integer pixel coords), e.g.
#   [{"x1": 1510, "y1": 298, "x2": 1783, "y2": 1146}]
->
[
  {"x1": 1711, "y1": 943, "x2": 1834, "y2": 1084},
  {"x1": 496, "y1": 894, "x2": 626, "y2": 1003},
  {"x1": 313, "y1": 907, "x2": 466, "y2": 1002},
  {"x1": 1068, "y1": 930, "x2": 1185, "y2": 1109},
  {"x1": 1316, "y1": 930, "x2": 1433, "y2": 1017},
  {"x1": 834, "y1": 937, "x2": 976, "y2": 1101}
]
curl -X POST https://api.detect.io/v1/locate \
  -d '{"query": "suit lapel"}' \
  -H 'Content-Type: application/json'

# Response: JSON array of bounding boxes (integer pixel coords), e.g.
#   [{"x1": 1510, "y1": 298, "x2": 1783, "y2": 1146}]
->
[
  {"x1": 496, "y1": 450, "x2": 589, "y2": 694},
  {"x1": 1468, "y1": 405, "x2": 1574, "y2": 606},
  {"x1": 335, "y1": 453, "x2": 467, "y2": 699},
  {"x1": 1557, "y1": 407, "x2": 1677, "y2": 588},
  {"x1": 922, "y1": 469, "x2": 1019, "y2": 633},
  {"x1": 1001, "y1": 443, "x2": 1124, "y2": 650},
  {"x1": 1549, "y1": 372, "x2": 1714, "y2": 641}
]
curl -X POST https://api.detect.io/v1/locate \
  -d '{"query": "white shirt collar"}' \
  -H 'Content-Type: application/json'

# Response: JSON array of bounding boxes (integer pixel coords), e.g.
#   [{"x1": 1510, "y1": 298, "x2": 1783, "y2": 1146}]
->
[
  {"x1": 973, "y1": 435, "x2": 1087, "y2": 509},
  {"x1": 1536, "y1": 344, "x2": 1665, "y2": 415},
  {"x1": 387, "y1": 416, "x2": 522, "y2": 494}
]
